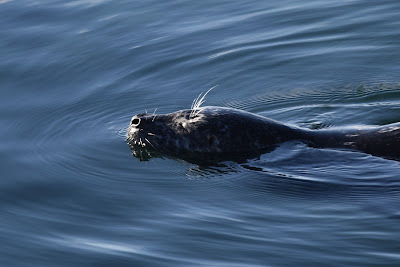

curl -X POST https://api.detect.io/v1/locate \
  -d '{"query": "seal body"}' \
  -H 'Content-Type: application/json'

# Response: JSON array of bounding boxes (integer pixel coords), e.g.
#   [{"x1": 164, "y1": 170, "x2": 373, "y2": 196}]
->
[{"x1": 127, "y1": 106, "x2": 400, "y2": 161}]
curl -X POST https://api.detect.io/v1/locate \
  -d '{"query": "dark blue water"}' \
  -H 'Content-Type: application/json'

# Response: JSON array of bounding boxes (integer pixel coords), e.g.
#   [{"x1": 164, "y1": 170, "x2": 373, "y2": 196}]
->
[{"x1": 1, "y1": 1, "x2": 400, "y2": 266}]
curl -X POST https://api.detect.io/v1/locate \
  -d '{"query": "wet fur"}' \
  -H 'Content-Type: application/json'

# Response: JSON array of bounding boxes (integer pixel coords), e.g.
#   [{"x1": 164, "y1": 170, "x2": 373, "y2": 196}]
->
[{"x1": 127, "y1": 105, "x2": 400, "y2": 162}]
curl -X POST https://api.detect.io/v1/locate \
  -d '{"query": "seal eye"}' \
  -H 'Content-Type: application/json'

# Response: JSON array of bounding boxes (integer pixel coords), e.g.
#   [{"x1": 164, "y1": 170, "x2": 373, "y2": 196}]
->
[{"x1": 131, "y1": 118, "x2": 141, "y2": 126}]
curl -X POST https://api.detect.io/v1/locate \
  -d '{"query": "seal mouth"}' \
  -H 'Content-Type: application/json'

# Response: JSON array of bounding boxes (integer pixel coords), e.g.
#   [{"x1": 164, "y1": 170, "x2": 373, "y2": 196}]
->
[
  {"x1": 126, "y1": 119, "x2": 160, "y2": 161},
  {"x1": 128, "y1": 143, "x2": 158, "y2": 161},
  {"x1": 127, "y1": 130, "x2": 156, "y2": 151}
]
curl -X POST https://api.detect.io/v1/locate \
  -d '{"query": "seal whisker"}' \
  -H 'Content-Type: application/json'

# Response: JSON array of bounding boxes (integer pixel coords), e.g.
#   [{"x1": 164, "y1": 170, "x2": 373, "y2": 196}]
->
[
  {"x1": 191, "y1": 97, "x2": 197, "y2": 110},
  {"x1": 148, "y1": 132, "x2": 156, "y2": 136},
  {"x1": 193, "y1": 93, "x2": 203, "y2": 110},
  {"x1": 195, "y1": 85, "x2": 217, "y2": 109},
  {"x1": 190, "y1": 85, "x2": 218, "y2": 118},
  {"x1": 194, "y1": 109, "x2": 202, "y2": 118},
  {"x1": 192, "y1": 91, "x2": 204, "y2": 109},
  {"x1": 145, "y1": 138, "x2": 156, "y2": 149},
  {"x1": 190, "y1": 93, "x2": 203, "y2": 118}
]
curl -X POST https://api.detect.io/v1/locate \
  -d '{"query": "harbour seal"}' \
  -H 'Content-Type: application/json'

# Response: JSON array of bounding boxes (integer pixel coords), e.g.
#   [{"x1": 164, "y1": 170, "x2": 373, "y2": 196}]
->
[{"x1": 126, "y1": 105, "x2": 400, "y2": 162}]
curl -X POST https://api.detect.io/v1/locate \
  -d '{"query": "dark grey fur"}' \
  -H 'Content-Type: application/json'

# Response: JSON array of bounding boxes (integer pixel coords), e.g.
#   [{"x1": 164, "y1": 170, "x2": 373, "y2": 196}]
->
[{"x1": 127, "y1": 106, "x2": 400, "y2": 161}]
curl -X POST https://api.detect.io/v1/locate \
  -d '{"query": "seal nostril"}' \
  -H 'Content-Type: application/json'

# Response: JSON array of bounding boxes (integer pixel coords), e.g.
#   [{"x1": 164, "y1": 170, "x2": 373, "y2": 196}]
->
[{"x1": 131, "y1": 118, "x2": 141, "y2": 126}]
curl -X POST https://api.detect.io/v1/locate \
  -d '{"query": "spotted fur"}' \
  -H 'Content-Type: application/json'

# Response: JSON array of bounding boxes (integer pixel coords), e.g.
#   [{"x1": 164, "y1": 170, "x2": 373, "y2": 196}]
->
[{"x1": 127, "y1": 106, "x2": 400, "y2": 161}]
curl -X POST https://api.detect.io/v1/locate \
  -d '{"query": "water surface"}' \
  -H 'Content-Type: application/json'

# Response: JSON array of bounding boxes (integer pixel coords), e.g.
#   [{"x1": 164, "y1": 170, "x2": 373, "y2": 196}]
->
[{"x1": 1, "y1": 0, "x2": 400, "y2": 266}]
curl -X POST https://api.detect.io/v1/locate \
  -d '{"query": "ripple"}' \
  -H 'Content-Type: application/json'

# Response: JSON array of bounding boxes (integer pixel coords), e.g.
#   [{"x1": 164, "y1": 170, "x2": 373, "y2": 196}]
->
[
  {"x1": 222, "y1": 83, "x2": 400, "y2": 125},
  {"x1": 2, "y1": 1, "x2": 400, "y2": 265},
  {"x1": 45, "y1": 235, "x2": 147, "y2": 256}
]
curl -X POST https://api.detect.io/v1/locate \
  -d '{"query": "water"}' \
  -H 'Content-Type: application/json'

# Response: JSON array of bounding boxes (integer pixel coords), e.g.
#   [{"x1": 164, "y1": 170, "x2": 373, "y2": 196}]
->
[{"x1": 1, "y1": 0, "x2": 400, "y2": 266}]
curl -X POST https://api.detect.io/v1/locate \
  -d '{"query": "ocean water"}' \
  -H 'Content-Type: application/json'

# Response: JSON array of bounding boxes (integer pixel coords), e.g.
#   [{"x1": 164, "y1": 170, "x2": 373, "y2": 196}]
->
[{"x1": 1, "y1": 0, "x2": 400, "y2": 266}]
